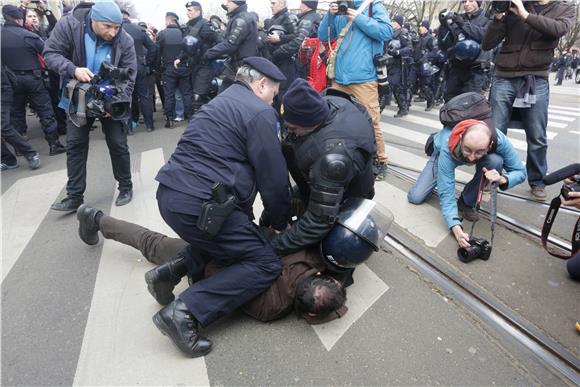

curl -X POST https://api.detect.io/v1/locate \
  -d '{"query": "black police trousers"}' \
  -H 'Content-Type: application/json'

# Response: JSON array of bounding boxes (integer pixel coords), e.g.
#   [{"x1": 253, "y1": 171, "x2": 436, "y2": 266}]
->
[
  {"x1": 388, "y1": 63, "x2": 416, "y2": 112},
  {"x1": 162, "y1": 67, "x2": 193, "y2": 120},
  {"x1": 11, "y1": 72, "x2": 59, "y2": 145},
  {"x1": 1, "y1": 78, "x2": 37, "y2": 162},
  {"x1": 156, "y1": 184, "x2": 282, "y2": 327},
  {"x1": 444, "y1": 66, "x2": 487, "y2": 102},
  {"x1": 131, "y1": 65, "x2": 154, "y2": 129},
  {"x1": 65, "y1": 117, "x2": 132, "y2": 199}
]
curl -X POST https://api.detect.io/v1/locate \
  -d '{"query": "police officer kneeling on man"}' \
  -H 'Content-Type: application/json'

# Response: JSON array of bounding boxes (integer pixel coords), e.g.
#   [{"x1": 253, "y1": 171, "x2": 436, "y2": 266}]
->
[
  {"x1": 44, "y1": 0, "x2": 137, "y2": 211},
  {"x1": 151, "y1": 57, "x2": 290, "y2": 357}
]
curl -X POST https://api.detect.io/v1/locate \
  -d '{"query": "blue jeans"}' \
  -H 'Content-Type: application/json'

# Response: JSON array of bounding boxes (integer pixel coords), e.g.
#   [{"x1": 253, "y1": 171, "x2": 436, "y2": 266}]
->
[
  {"x1": 408, "y1": 151, "x2": 504, "y2": 208},
  {"x1": 490, "y1": 76, "x2": 548, "y2": 188}
]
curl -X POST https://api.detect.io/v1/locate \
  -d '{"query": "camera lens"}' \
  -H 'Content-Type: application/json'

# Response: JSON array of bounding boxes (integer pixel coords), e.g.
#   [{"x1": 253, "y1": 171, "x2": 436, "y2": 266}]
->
[{"x1": 457, "y1": 245, "x2": 481, "y2": 263}]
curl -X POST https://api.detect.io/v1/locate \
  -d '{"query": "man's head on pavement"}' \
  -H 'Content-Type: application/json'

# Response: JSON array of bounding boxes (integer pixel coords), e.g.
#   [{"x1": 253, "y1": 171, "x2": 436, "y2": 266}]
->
[
  {"x1": 90, "y1": 0, "x2": 123, "y2": 42},
  {"x1": 294, "y1": 274, "x2": 346, "y2": 322},
  {"x1": 281, "y1": 78, "x2": 329, "y2": 136},
  {"x1": 236, "y1": 57, "x2": 285, "y2": 105},
  {"x1": 454, "y1": 119, "x2": 492, "y2": 164}
]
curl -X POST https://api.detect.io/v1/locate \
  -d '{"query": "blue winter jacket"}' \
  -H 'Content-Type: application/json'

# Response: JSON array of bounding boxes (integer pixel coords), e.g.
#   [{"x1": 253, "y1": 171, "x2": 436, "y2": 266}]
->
[
  {"x1": 434, "y1": 128, "x2": 527, "y2": 229},
  {"x1": 318, "y1": 0, "x2": 392, "y2": 85}
]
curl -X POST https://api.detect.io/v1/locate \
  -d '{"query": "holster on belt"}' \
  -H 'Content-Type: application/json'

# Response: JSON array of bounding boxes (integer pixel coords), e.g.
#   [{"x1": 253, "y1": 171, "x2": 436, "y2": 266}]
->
[{"x1": 197, "y1": 182, "x2": 237, "y2": 237}]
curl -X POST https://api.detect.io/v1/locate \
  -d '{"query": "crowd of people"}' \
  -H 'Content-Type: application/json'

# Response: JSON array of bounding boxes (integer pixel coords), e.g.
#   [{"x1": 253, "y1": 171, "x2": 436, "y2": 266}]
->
[{"x1": 1, "y1": 0, "x2": 578, "y2": 357}]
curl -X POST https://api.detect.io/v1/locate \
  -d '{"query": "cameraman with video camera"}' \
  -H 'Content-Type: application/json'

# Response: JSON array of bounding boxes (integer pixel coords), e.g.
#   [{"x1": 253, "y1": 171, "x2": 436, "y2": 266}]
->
[
  {"x1": 437, "y1": 0, "x2": 490, "y2": 102},
  {"x1": 482, "y1": 0, "x2": 576, "y2": 200},
  {"x1": 44, "y1": 0, "x2": 137, "y2": 211}
]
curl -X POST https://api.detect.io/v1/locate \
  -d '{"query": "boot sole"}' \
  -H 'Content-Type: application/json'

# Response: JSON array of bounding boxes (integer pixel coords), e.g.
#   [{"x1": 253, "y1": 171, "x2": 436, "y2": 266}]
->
[
  {"x1": 152, "y1": 313, "x2": 212, "y2": 358},
  {"x1": 77, "y1": 206, "x2": 99, "y2": 245},
  {"x1": 145, "y1": 270, "x2": 177, "y2": 306}
]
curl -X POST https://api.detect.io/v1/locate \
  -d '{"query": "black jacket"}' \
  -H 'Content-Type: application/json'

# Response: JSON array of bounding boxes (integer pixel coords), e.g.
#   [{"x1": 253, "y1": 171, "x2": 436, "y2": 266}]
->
[
  {"x1": 205, "y1": 4, "x2": 257, "y2": 62},
  {"x1": 1, "y1": 21, "x2": 45, "y2": 71},
  {"x1": 264, "y1": 8, "x2": 299, "y2": 63}
]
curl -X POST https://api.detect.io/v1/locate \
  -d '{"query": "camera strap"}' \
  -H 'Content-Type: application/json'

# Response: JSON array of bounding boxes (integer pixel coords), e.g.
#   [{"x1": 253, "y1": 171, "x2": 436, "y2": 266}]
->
[
  {"x1": 541, "y1": 196, "x2": 580, "y2": 259},
  {"x1": 469, "y1": 178, "x2": 498, "y2": 247},
  {"x1": 65, "y1": 79, "x2": 90, "y2": 128}
]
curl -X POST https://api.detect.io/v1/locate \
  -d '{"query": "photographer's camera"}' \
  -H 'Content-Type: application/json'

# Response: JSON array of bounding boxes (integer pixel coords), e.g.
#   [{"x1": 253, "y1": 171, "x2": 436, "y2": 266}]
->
[
  {"x1": 457, "y1": 237, "x2": 492, "y2": 263},
  {"x1": 336, "y1": 1, "x2": 354, "y2": 15}
]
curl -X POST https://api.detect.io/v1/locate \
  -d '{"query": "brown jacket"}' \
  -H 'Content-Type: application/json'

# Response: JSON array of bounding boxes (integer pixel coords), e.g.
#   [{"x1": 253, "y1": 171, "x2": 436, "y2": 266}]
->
[{"x1": 482, "y1": 1, "x2": 576, "y2": 78}]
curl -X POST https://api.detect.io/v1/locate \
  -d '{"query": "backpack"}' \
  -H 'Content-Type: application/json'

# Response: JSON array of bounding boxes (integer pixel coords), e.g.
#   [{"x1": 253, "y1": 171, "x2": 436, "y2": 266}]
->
[{"x1": 424, "y1": 92, "x2": 495, "y2": 156}]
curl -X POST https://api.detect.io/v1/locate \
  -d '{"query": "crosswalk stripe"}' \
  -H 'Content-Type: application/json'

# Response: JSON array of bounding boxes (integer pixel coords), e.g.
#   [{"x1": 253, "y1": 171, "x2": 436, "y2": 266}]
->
[
  {"x1": 73, "y1": 148, "x2": 210, "y2": 386},
  {"x1": 546, "y1": 114, "x2": 575, "y2": 122},
  {"x1": 1, "y1": 169, "x2": 67, "y2": 283},
  {"x1": 374, "y1": 182, "x2": 450, "y2": 247},
  {"x1": 312, "y1": 263, "x2": 389, "y2": 351},
  {"x1": 549, "y1": 109, "x2": 580, "y2": 118},
  {"x1": 509, "y1": 128, "x2": 558, "y2": 140},
  {"x1": 550, "y1": 104, "x2": 580, "y2": 112}
]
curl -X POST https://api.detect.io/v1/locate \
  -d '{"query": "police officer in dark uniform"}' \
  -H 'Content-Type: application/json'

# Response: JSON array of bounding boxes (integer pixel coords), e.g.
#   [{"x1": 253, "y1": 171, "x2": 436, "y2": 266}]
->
[
  {"x1": 149, "y1": 57, "x2": 290, "y2": 358},
  {"x1": 387, "y1": 15, "x2": 414, "y2": 118},
  {"x1": 204, "y1": 0, "x2": 257, "y2": 92},
  {"x1": 437, "y1": 0, "x2": 490, "y2": 101},
  {"x1": 295, "y1": 1, "x2": 321, "y2": 79},
  {"x1": 263, "y1": 0, "x2": 299, "y2": 100},
  {"x1": 182, "y1": 2, "x2": 217, "y2": 113},
  {"x1": 270, "y1": 79, "x2": 376, "y2": 257},
  {"x1": 122, "y1": 10, "x2": 157, "y2": 132},
  {"x1": 157, "y1": 11, "x2": 193, "y2": 128},
  {"x1": 1, "y1": 5, "x2": 66, "y2": 156},
  {"x1": 416, "y1": 20, "x2": 436, "y2": 111}
]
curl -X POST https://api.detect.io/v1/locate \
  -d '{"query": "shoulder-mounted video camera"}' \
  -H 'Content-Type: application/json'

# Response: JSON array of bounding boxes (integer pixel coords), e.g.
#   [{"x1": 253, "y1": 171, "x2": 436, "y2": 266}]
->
[
  {"x1": 336, "y1": 1, "x2": 354, "y2": 15},
  {"x1": 65, "y1": 62, "x2": 134, "y2": 127}
]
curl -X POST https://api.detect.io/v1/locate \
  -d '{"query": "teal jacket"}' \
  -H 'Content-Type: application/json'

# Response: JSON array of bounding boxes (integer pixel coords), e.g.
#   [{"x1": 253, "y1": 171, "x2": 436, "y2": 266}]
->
[
  {"x1": 318, "y1": 0, "x2": 392, "y2": 85},
  {"x1": 434, "y1": 128, "x2": 527, "y2": 229}
]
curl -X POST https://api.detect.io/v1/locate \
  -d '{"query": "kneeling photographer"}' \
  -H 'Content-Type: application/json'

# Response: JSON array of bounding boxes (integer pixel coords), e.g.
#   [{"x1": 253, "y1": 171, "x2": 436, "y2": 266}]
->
[
  {"x1": 407, "y1": 93, "x2": 527, "y2": 254},
  {"x1": 44, "y1": 0, "x2": 137, "y2": 212}
]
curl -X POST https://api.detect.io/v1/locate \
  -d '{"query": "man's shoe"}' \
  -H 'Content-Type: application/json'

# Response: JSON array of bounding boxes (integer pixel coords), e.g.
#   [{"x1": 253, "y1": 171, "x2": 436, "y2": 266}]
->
[
  {"x1": 145, "y1": 256, "x2": 188, "y2": 306},
  {"x1": 115, "y1": 190, "x2": 133, "y2": 206},
  {"x1": 1, "y1": 162, "x2": 19, "y2": 171},
  {"x1": 164, "y1": 119, "x2": 174, "y2": 129},
  {"x1": 174, "y1": 116, "x2": 184, "y2": 122},
  {"x1": 153, "y1": 299, "x2": 212, "y2": 358},
  {"x1": 531, "y1": 186, "x2": 547, "y2": 200},
  {"x1": 375, "y1": 161, "x2": 388, "y2": 181},
  {"x1": 394, "y1": 110, "x2": 408, "y2": 118},
  {"x1": 413, "y1": 96, "x2": 425, "y2": 103},
  {"x1": 146, "y1": 125, "x2": 155, "y2": 132},
  {"x1": 49, "y1": 142, "x2": 66, "y2": 156},
  {"x1": 26, "y1": 153, "x2": 40, "y2": 170},
  {"x1": 425, "y1": 102, "x2": 435, "y2": 112},
  {"x1": 77, "y1": 204, "x2": 103, "y2": 245},
  {"x1": 51, "y1": 196, "x2": 83, "y2": 212},
  {"x1": 457, "y1": 197, "x2": 479, "y2": 222}
]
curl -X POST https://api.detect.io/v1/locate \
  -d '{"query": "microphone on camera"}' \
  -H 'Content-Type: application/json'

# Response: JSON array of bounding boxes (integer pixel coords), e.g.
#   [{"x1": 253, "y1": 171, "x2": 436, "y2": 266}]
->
[{"x1": 542, "y1": 163, "x2": 580, "y2": 186}]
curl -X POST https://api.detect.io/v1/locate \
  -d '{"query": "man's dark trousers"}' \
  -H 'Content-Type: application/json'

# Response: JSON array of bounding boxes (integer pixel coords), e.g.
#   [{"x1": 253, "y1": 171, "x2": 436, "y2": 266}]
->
[
  {"x1": 156, "y1": 184, "x2": 282, "y2": 327},
  {"x1": 65, "y1": 118, "x2": 132, "y2": 199},
  {"x1": 1, "y1": 77, "x2": 37, "y2": 160},
  {"x1": 163, "y1": 67, "x2": 193, "y2": 120},
  {"x1": 132, "y1": 64, "x2": 154, "y2": 128}
]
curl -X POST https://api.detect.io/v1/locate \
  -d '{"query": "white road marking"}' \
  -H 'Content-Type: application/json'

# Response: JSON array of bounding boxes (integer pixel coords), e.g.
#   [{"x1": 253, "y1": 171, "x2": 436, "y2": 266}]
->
[
  {"x1": 1, "y1": 169, "x2": 67, "y2": 283},
  {"x1": 312, "y1": 263, "x2": 389, "y2": 351},
  {"x1": 73, "y1": 148, "x2": 210, "y2": 386}
]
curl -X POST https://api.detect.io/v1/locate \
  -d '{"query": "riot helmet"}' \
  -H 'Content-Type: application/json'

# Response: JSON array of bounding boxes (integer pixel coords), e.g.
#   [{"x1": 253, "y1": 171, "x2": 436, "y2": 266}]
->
[
  {"x1": 267, "y1": 24, "x2": 286, "y2": 37},
  {"x1": 321, "y1": 198, "x2": 394, "y2": 272},
  {"x1": 181, "y1": 35, "x2": 200, "y2": 56},
  {"x1": 388, "y1": 39, "x2": 401, "y2": 51},
  {"x1": 454, "y1": 39, "x2": 481, "y2": 61}
]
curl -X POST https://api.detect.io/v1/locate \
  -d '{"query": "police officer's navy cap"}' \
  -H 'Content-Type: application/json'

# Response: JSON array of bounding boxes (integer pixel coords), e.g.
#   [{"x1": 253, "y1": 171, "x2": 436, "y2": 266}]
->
[
  {"x1": 420, "y1": 19, "x2": 430, "y2": 29},
  {"x1": 302, "y1": 1, "x2": 318, "y2": 9},
  {"x1": 166, "y1": 11, "x2": 179, "y2": 21},
  {"x1": 232, "y1": 1, "x2": 246, "y2": 5},
  {"x1": 242, "y1": 57, "x2": 286, "y2": 82},
  {"x1": 2, "y1": 4, "x2": 24, "y2": 20},
  {"x1": 90, "y1": 0, "x2": 123, "y2": 25},
  {"x1": 393, "y1": 14, "x2": 404, "y2": 26},
  {"x1": 281, "y1": 78, "x2": 330, "y2": 127},
  {"x1": 185, "y1": 1, "x2": 201, "y2": 8}
]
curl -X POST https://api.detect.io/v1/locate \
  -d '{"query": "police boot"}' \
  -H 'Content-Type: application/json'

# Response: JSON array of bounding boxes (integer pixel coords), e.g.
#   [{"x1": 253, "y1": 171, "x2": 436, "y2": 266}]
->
[
  {"x1": 164, "y1": 117, "x2": 174, "y2": 129},
  {"x1": 153, "y1": 299, "x2": 212, "y2": 358},
  {"x1": 49, "y1": 139, "x2": 66, "y2": 156},
  {"x1": 145, "y1": 256, "x2": 188, "y2": 306},
  {"x1": 425, "y1": 100, "x2": 435, "y2": 112},
  {"x1": 394, "y1": 109, "x2": 408, "y2": 118},
  {"x1": 192, "y1": 94, "x2": 204, "y2": 114},
  {"x1": 77, "y1": 204, "x2": 103, "y2": 245}
]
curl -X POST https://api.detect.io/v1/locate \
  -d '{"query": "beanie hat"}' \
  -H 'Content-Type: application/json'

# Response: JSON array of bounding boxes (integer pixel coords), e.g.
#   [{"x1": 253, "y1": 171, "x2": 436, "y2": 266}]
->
[
  {"x1": 302, "y1": 1, "x2": 318, "y2": 10},
  {"x1": 2, "y1": 5, "x2": 24, "y2": 20},
  {"x1": 281, "y1": 79, "x2": 330, "y2": 127},
  {"x1": 420, "y1": 20, "x2": 430, "y2": 29},
  {"x1": 232, "y1": 1, "x2": 246, "y2": 5},
  {"x1": 393, "y1": 14, "x2": 404, "y2": 26},
  {"x1": 90, "y1": 0, "x2": 123, "y2": 25}
]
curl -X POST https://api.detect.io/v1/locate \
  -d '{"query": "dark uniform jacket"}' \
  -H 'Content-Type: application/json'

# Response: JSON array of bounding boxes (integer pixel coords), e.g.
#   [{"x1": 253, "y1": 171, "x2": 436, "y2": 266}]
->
[
  {"x1": 1, "y1": 21, "x2": 45, "y2": 71},
  {"x1": 122, "y1": 20, "x2": 156, "y2": 67},
  {"x1": 43, "y1": 3, "x2": 137, "y2": 99},
  {"x1": 482, "y1": 1, "x2": 576, "y2": 78},
  {"x1": 183, "y1": 16, "x2": 217, "y2": 58},
  {"x1": 271, "y1": 93, "x2": 376, "y2": 256},
  {"x1": 155, "y1": 81, "x2": 290, "y2": 229},
  {"x1": 264, "y1": 7, "x2": 299, "y2": 63},
  {"x1": 205, "y1": 4, "x2": 257, "y2": 62},
  {"x1": 418, "y1": 32, "x2": 435, "y2": 65},
  {"x1": 156, "y1": 24, "x2": 185, "y2": 68},
  {"x1": 438, "y1": 8, "x2": 489, "y2": 66},
  {"x1": 387, "y1": 27, "x2": 414, "y2": 64}
]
